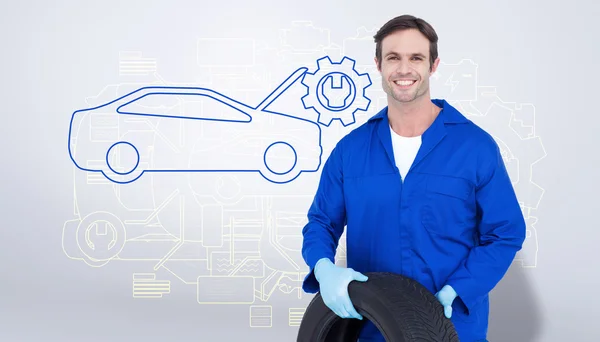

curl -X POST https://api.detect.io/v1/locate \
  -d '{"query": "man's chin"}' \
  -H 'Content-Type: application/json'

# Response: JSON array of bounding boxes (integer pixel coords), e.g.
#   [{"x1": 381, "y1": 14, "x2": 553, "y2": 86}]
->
[{"x1": 392, "y1": 93, "x2": 417, "y2": 103}]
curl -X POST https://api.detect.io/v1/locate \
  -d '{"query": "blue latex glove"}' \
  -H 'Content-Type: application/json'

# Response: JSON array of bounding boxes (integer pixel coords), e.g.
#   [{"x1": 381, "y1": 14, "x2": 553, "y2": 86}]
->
[
  {"x1": 435, "y1": 285, "x2": 458, "y2": 318},
  {"x1": 313, "y1": 258, "x2": 368, "y2": 320}
]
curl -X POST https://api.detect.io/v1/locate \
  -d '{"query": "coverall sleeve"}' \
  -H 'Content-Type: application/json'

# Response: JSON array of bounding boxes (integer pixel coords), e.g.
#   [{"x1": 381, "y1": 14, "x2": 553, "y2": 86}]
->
[
  {"x1": 301, "y1": 142, "x2": 347, "y2": 294},
  {"x1": 445, "y1": 141, "x2": 526, "y2": 315}
]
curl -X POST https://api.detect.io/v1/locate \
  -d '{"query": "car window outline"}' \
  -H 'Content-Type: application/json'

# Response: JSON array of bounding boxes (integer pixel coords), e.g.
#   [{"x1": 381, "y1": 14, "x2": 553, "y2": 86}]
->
[{"x1": 116, "y1": 91, "x2": 253, "y2": 123}]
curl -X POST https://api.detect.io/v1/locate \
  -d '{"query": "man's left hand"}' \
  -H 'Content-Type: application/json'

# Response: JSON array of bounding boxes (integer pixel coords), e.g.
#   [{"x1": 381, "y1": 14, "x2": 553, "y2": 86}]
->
[{"x1": 435, "y1": 285, "x2": 457, "y2": 319}]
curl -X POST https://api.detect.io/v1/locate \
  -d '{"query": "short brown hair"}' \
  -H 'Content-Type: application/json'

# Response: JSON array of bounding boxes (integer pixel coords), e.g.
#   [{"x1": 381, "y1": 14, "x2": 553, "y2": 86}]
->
[{"x1": 373, "y1": 15, "x2": 439, "y2": 71}]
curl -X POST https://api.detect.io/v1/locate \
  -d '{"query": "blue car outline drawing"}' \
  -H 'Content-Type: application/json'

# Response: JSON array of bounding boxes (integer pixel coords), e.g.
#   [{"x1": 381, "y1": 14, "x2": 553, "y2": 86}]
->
[{"x1": 68, "y1": 67, "x2": 323, "y2": 184}]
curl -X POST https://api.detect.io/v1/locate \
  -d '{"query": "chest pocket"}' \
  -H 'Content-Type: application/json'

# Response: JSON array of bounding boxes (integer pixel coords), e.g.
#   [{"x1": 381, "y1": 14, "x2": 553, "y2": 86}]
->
[{"x1": 420, "y1": 174, "x2": 475, "y2": 236}]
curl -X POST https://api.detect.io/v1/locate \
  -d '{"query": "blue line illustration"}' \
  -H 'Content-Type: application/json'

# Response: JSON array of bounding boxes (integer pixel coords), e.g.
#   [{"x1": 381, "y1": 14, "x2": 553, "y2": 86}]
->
[
  {"x1": 68, "y1": 56, "x2": 372, "y2": 184},
  {"x1": 301, "y1": 56, "x2": 372, "y2": 127}
]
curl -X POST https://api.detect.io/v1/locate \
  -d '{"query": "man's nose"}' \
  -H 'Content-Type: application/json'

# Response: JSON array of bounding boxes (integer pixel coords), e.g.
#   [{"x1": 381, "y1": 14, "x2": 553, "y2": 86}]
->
[{"x1": 395, "y1": 61, "x2": 412, "y2": 75}]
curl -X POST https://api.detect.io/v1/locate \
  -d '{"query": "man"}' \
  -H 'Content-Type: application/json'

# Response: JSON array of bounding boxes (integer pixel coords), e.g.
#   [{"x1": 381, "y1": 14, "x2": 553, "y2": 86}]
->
[{"x1": 301, "y1": 14, "x2": 526, "y2": 342}]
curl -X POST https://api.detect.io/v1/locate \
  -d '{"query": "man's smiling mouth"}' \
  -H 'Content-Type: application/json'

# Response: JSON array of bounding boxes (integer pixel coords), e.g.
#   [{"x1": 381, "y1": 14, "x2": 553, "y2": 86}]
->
[{"x1": 393, "y1": 79, "x2": 417, "y2": 89}]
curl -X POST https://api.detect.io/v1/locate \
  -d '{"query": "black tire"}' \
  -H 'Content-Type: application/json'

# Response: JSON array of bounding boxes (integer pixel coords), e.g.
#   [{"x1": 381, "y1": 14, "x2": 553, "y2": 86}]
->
[{"x1": 297, "y1": 272, "x2": 459, "y2": 342}]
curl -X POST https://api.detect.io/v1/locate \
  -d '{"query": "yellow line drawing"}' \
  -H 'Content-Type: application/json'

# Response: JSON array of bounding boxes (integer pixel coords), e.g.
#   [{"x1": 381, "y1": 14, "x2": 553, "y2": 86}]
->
[{"x1": 132, "y1": 273, "x2": 170, "y2": 298}]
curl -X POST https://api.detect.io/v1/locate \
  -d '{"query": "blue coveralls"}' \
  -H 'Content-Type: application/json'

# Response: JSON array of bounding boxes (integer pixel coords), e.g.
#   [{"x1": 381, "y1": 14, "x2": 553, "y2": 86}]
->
[{"x1": 301, "y1": 99, "x2": 526, "y2": 342}]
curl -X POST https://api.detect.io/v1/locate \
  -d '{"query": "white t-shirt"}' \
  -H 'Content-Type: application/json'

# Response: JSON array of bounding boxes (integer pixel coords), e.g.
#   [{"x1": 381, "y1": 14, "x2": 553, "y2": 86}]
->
[{"x1": 390, "y1": 125, "x2": 422, "y2": 181}]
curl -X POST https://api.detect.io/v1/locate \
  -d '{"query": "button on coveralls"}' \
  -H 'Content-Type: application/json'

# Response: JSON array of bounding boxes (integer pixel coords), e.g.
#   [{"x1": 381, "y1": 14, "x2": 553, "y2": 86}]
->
[{"x1": 301, "y1": 99, "x2": 526, "y2": 341}]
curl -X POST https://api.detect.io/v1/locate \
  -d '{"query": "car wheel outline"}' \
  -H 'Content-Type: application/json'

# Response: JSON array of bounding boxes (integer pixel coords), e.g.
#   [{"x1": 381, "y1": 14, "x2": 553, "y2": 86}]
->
[
  {"x1": 106, "y1": 141, "x2": 141, "y2": 176},
  {"x1": 263, "y1": 141, "x2": 298, "y2": 176},
  {"x1": 259, "y1": 141, "x2": 302, "y2": 183}
]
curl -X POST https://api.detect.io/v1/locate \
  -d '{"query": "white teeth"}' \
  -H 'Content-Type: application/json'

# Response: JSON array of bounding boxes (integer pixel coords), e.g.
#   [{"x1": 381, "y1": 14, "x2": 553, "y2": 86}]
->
[{"x1": 394, "y1": 80, "x2": 415, "y2": 86}]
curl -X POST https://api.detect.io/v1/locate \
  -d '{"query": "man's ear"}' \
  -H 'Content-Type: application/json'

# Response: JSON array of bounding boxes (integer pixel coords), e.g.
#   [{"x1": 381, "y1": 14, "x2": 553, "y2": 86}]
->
[
  {"x1": 430, "y1": 57, "x2": 440, "y2": 74},
  {"x1": 374, "y1": 57, "x2": 380, "y2": 72}
]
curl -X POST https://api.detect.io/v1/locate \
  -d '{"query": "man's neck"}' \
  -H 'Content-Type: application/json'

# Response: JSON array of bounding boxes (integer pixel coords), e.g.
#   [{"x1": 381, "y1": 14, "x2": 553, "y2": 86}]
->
[{"x1": 387, "y1": 95, "x2": 440, "y2": 137}]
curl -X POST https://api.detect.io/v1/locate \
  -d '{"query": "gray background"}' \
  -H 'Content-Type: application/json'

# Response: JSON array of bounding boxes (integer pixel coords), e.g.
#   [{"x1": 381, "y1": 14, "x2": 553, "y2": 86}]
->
[{"x1": 1, "y1": 0, "x2": 599, "y2": 341}]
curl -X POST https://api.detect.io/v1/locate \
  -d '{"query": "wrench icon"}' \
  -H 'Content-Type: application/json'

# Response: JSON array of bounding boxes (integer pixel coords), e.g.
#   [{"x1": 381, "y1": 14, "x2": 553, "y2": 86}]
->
[{"x1": 320, "y1": 74, "x2": 353, "y2": 110}]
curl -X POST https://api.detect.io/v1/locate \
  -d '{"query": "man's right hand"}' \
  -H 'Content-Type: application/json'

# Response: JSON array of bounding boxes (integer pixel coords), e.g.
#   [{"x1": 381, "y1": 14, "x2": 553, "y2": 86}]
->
[{"x1": 313, "y1": 258, "x2": 368, "y2": 320}]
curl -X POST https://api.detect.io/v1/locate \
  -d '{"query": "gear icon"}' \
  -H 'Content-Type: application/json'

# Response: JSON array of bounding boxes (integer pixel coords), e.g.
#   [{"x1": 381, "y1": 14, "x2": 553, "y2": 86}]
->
[{"x1": 301, "y1": 56, "x2": 372, "y2": 126}]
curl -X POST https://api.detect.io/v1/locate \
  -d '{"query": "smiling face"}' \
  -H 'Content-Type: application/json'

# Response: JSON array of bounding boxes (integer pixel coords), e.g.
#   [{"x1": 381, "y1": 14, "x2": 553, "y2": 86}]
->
[{"x1": 376, "y1": 29, "x2": 440, "y2": 104}]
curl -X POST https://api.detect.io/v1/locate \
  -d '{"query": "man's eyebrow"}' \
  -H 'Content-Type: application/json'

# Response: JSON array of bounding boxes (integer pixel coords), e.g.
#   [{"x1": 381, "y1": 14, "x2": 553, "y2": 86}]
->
[{"x1": 384, "y1": 52, "x2": 426, "y2": 58}]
